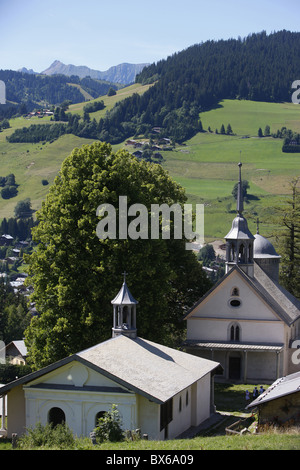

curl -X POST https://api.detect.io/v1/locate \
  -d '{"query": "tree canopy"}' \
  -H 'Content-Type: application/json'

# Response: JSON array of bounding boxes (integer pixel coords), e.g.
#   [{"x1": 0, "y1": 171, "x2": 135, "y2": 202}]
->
[{"x1": 24, "y1": 142, "x2": 210, "y2": 369}]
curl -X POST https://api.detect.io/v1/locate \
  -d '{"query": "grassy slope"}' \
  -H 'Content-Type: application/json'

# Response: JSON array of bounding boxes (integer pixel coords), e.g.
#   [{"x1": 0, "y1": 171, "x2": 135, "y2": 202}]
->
[
  {"x1": 0, "y1": 83, "x2": 151, "y2": 219},
  {"x1": 161, "y1": 99, "x2": 300, "y2": 240},
  {"x1": 0, "y1": 96, "x2": 299, "y2": 241}
]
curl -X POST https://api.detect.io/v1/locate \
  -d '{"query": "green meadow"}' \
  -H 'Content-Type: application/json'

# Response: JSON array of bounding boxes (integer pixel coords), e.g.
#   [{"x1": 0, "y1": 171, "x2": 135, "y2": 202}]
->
[
  {"x1": 160, "y1": 99, "x2": 300, "y2": 240},
  {"x1": 0, "y1": 95, "x2": 299, "y2": 242}
]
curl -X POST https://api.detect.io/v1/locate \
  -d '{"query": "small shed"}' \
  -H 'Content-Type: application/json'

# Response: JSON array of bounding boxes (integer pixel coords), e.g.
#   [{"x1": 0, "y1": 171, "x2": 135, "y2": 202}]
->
[{"x1": 247, "y1": 371, "x2": 300, "y2": 426}]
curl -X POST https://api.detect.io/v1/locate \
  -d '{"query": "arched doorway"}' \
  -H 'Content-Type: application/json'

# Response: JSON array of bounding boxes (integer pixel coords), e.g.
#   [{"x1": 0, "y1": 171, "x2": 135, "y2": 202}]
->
[
  {"x1": 48, "y1": 407, "x2": 66, "y2": 427},
  {"x1": 95, "y1": 410, "x2": 106, "y2": 427}
]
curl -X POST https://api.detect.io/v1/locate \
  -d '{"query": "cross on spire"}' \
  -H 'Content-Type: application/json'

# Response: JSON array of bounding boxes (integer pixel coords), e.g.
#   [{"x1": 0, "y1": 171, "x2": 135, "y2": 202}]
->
[
  {"x1": 256, "y1": 218, "x2": 260, "y2": 234},
  {"x1": 237, "y1": 162, "x2": 244, "y2": 215},
  {"x1": 122, "y1": 271, "x2": 128, "y2": 283}
]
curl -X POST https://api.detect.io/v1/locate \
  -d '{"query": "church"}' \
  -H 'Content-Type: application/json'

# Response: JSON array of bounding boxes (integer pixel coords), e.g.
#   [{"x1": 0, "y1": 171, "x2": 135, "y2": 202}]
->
[
  {"x1": 183, "y1": 163, "x2": 300, "y2": 384},
  {"x1": 0, "y1": 275, "x2": 220, "y2": 440}
]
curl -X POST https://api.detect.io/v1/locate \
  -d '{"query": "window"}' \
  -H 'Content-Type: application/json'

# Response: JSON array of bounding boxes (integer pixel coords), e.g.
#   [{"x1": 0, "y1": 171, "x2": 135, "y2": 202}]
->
[
  {"x1": 231, "y1": 287, "x2": 239, "y2": 296},
  {"x1": 186, "y1": 391, "x2": 189, "y2": 406},
  {"x1": 48, "y1": 407, "x2": 65, "y2": 427},
  {"x1": 230, "y1": 323, "x2": 241, "y2": 342},
  {"x1": 230, "y1": 299, "x2": 241, "y2": 307},
  {"x1": 179, "y1": 396, "x2": 182, "y2": 412}
]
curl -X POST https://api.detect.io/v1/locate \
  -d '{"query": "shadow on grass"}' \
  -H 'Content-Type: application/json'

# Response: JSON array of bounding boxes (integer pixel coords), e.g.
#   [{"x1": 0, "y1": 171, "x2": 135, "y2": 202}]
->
[{"x1": 214, "y1": 383, "x2": 265, "y2": 414}]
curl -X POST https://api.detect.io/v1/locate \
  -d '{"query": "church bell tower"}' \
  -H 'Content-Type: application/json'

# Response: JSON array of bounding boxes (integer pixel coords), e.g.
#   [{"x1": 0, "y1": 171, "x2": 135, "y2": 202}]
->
[
  {"x1": 111, "y1": 273, "x2": 138, "y2": 339},
  {"x1": 225, "y1": 163, "x2": 255, "y2": 276}
]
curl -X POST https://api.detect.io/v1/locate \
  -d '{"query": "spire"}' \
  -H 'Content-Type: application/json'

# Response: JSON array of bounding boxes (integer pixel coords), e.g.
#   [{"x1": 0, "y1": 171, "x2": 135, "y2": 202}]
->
[
  {"x1": 225, "y1": 162, "x2": 255, "y2": 277},
  {"x1": 237, "y1": 162, "x2": 243, "y2": 215}
]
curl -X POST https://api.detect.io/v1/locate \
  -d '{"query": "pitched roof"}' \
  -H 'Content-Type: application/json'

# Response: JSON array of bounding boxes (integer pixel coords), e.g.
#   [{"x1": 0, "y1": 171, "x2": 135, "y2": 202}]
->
[
  {"x1": 247, "y1": 371, "x2": 300, "y2": 408},
  {"x1": 0, "y1": 336, "x2": 219, "y2": 404},
  {"x1": 183, "y1": 263, "x2": 300, "y2": 326},
  {"x1": 77, "y1": 336, "x2": 219, "y2": 403}
]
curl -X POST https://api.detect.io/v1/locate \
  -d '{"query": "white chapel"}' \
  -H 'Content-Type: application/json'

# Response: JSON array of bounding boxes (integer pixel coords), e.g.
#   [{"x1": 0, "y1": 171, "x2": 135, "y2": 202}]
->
[
  {"x1": 183, "y1": 163, "x2": 300, "y2": 383},
  {"x1": 0, "y1": 275, "x2": 220, "y2": 440}
]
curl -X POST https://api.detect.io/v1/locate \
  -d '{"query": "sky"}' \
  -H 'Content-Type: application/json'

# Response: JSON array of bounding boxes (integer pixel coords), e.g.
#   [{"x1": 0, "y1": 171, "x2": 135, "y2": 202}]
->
[{"x1": 0, "y1": 0, "x2": 299, "y2": 73}]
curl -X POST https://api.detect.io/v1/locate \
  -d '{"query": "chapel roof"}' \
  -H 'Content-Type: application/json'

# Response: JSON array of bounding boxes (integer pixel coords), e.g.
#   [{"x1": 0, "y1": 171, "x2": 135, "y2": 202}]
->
[{"x1": 0, "y1": 335, "x2": 220, "y2": 404}]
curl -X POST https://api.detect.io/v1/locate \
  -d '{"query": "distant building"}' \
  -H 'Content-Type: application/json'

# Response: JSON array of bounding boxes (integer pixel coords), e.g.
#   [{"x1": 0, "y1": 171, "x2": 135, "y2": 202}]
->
[{"x1": 5, "y1": 340, "x2": 27, "y2": 365}]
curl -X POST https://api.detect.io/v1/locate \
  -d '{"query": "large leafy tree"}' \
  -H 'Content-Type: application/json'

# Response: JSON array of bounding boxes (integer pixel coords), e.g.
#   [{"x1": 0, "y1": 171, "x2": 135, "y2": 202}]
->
[{"x1": 24, "y1": 142, "x2": 210, "y2": 369}]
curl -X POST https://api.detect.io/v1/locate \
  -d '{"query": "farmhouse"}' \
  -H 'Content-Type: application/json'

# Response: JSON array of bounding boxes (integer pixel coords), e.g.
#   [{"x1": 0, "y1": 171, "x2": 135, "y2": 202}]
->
[
  {"x1": 0, "y1": 276, "x2": 220, "y2": 440},
  {"x1": 183, "y1": 163, "x2": 300, "y2": 383}
]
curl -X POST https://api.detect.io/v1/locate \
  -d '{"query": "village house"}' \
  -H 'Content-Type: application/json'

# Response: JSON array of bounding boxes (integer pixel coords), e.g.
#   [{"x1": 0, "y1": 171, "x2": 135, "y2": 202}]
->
[
  {"x1": 0, "y1": 276, "x2": 220, "y2": 440},
  {"x1": 5, "y1": 341, "x2": 28, "y2": 366},
  {"x1": 183, "y1": 163, "x2": 300, "y2": 384}
]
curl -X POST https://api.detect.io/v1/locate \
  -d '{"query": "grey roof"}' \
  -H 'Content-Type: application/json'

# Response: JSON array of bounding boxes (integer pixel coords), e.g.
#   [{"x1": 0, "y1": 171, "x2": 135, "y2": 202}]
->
[
  {"x1": 253, "y1": 233, "x2": 281, "y2": 259},
  {"x1": 0, "y1": 336, "x2": 220, "y2": 404},
  {"x1": 78, "y1": 336, "x2": 219, "y2": 403},
  {"x1": 247, "y1": 371, "x2": 300, "y2": 408},
  {"x1": 6, "y1": 340, "x2": 27, "y2": 357},
  {"x1": 224, "y1": 215, "x2": 255, "y2": 240},
  {"x1": 111, "y1": 281, "x2": 138, "y2": 305},
  {"x1": 250, "y1": 263, "x2": 300, "y2": 325}
]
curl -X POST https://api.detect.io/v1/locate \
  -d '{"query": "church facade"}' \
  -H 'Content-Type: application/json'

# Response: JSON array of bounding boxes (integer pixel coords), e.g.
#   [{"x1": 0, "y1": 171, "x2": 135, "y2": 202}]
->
[{"x1": 183, "y1": 163, "x2": 300, "y2": 383}]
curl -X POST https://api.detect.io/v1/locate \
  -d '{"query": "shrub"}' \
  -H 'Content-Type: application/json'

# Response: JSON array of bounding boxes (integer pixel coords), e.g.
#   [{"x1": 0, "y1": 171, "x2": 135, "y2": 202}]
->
[
  {"x1": 94, "y1": 405, "x2": 124, "y2": 443},
  {"x1": 17, "y1": 422, "x2": 75, "y2": 449}
]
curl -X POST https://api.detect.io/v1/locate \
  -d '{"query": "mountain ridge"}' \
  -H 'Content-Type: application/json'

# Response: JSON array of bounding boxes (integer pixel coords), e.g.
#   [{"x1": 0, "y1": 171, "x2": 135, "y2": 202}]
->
[{"x1": 40, "y1": 60, "x2": 149, "y2": 84}]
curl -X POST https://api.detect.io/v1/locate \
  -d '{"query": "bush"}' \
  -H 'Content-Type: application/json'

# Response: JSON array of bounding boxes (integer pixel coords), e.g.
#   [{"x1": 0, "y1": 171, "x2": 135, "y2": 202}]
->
[
  {"x1": 17, "y1": 422, "x2": 75, "y2": 449},
  {"x1": 94, "y1": 405, "x2": 124, "y2": 443}
]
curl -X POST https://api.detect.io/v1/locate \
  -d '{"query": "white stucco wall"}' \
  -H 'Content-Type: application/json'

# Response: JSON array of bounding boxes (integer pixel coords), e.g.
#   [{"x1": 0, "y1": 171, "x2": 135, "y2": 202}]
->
[{"x1": 187, "y1": 270, "x2": 285, "y2": 345}]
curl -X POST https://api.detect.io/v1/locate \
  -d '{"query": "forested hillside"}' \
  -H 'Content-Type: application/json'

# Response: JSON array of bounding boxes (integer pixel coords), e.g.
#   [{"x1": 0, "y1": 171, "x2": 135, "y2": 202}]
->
[
  {"x1": 0, "y1": 70, "x2": 120, "y2": 117},
  {"x1": 97, "y1": 30, "x2": 300, "y2": 143}
]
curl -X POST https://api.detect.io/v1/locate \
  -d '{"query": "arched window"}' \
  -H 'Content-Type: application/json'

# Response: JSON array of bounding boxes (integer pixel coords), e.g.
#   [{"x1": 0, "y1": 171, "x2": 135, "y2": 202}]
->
[
  {"x1": 48, "y1": 407, "x2": 65, "y2": 427},
  {"x1": 179, "y1": 396, "x2": 182, "y2": 412},
  {"x1": 229, "y1": 323, "x2": 241, "y2": 342},
  {"x1": 238, "y1": 244, "x2": 245, "y2": 263},
  {"x1": 95, "y1": 410, "x2": 106, "y2": 426},
  {"x1": 231, "y1": 287, "x2": 239, "y2": 296}
]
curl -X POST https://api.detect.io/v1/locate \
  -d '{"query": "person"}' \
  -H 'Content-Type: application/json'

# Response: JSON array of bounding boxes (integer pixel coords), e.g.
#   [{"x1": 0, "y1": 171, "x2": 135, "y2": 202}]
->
[
  {"x1": 245, "y1": 389, "x2": 250, "y2": 403},
  {"x1": 259, "y1": 385, "x2": 265, "y2": 394},
  {"x1": 252, "y1": 386, "x2": 258, "y2": 399}
]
